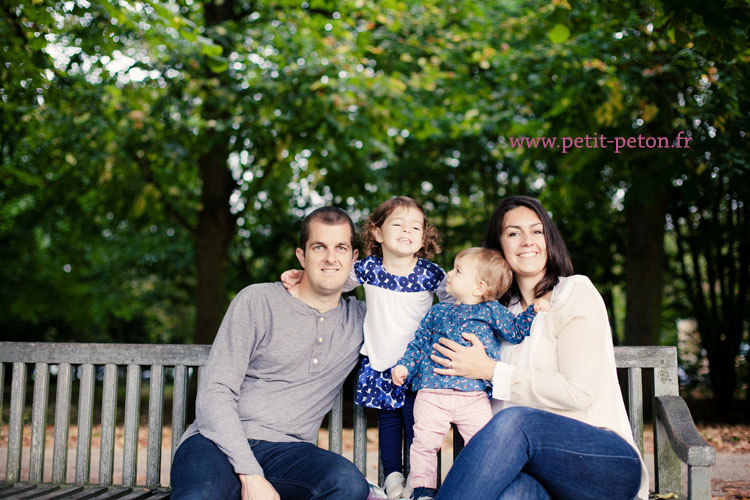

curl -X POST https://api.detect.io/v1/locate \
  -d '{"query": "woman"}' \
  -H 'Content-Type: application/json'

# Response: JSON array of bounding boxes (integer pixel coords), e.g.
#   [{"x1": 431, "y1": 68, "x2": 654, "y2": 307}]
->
[{"x1": 430, "y1": 196, "x2": 648, "y2": 500}]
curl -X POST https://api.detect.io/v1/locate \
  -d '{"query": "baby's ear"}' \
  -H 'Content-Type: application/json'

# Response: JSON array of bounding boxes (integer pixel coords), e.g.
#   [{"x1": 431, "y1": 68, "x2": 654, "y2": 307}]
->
[{"x1": 474, "y1": 280, "x2": 488, "y2": 298}]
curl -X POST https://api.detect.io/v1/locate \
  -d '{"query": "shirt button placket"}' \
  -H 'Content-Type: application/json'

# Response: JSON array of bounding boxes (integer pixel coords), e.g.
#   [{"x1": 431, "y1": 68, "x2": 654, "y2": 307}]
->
[{"x1": 312, "y1": 316, "x2": 325, "y2": 371}]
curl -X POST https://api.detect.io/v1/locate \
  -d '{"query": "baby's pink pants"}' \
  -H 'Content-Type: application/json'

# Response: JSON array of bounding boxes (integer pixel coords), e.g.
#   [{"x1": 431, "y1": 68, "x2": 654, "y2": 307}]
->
[{"x1": 409, "y1": 388, "x2": 493, "y2": 489}]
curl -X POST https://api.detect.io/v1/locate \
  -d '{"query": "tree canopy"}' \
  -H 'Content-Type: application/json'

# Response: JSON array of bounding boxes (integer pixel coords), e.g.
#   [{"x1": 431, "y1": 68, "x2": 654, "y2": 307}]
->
[{"x1": 2, "y1": 0, "x2": 748, "y2": 414}]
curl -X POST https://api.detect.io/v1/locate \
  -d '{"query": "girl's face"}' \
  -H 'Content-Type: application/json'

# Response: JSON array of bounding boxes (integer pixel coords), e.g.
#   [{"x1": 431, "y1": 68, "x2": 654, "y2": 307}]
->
[
  {"x1": 500, "y1": 206, "x2": 547, "y2": 283},
  {"x1": 374, "y1": 206, "x2": 425, "y2": 259}
]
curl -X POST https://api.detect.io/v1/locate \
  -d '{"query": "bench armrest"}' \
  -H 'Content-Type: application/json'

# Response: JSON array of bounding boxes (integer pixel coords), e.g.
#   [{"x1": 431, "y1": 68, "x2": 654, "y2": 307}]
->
[{"x1": 655, "y1": 395, "x2": 715, "y2": 467}]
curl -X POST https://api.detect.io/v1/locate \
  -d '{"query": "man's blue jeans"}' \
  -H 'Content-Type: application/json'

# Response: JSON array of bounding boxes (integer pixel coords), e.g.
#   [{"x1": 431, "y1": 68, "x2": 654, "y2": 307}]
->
[
  {"x1": 170, "y1": 433, "x2": 369, "y2": 500},
  {"x1": 434, "y1": 407, "x2": 642, "y2": 500}
]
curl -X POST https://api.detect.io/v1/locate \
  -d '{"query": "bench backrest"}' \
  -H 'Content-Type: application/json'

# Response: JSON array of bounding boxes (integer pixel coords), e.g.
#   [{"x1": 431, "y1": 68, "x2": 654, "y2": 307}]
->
[{"x1": 1, "y1": 343, "x2": 678, "y2": 488}]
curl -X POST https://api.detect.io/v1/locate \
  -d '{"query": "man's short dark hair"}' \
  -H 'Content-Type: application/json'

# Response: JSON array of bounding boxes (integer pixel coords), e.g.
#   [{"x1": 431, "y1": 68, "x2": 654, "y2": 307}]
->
[{"x1": 299, "y1": 207, "x2": 357, "y2": 251}]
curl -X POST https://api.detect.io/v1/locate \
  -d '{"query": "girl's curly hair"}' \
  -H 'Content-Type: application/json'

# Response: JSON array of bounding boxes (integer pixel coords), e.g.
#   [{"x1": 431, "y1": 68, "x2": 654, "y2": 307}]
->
[{"x1": 361, "y1": 196, "x2": 441, "y2": 259}]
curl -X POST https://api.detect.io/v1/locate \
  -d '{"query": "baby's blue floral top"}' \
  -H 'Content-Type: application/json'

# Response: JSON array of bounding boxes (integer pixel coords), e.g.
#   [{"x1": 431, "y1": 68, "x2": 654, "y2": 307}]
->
[{"x1": 397, "y1": 301, "x2": 536, "y2": 394}]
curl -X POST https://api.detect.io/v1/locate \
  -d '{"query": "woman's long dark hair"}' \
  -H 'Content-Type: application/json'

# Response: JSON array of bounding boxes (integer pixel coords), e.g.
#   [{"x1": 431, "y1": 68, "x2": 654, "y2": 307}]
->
[{"x1": 482, "y1": 196, "x2": 573, "y2": 305}]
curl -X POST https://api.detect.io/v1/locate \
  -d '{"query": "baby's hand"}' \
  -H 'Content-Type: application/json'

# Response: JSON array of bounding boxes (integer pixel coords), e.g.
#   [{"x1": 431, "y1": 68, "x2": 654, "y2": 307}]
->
[
  {"x1": 392, "y1": 365, "x2": 408, "y2": 386},
  {"x1": 534, "y1": 299, "x2": 551, "y2": 313},
  {"x1": 280, "y1": 269, "x2": 303, "y2": 289}
]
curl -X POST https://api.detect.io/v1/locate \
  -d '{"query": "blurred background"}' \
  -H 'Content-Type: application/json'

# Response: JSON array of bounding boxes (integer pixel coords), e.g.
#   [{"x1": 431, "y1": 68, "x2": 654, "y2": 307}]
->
[{"x1": 1, "y1": 0, "x2": 748, "y2": 424}]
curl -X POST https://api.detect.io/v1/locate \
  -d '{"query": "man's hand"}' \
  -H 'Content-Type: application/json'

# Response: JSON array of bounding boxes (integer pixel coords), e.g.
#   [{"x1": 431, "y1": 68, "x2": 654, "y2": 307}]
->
[
  {"x1": 392, "y1": 365, "x2": 408, "y2": 386},
  {"x1": 534, "y1": 298, "x2": 551, "y2": 313},
  {"x1": 280, "y1": 269, "x2": 303, "y2": 289},
  {"x1": 239, "y1": 474, "x2": 280, "y2": 500}
]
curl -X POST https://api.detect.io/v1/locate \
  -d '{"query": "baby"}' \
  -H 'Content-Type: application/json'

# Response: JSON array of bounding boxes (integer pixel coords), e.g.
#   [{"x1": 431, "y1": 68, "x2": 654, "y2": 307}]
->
[{"x1": 392, "y1": 247, "x2": 549, "y2": 500}]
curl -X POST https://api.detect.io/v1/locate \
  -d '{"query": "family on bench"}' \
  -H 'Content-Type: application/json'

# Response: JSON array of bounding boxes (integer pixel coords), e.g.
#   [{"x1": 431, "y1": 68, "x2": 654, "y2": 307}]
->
[{"x1": 171, "y1": 195, "x2": 649, "y2": 500}]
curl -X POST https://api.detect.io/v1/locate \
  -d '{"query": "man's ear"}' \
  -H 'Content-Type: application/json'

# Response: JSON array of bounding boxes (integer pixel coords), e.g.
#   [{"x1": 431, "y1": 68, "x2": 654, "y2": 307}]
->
[
  {"x1": 352, "y1": 249, "x2": 359, "y2": 261},
  {"x1": 295, "y1": 248, "x2": 306, "y2": 268}
]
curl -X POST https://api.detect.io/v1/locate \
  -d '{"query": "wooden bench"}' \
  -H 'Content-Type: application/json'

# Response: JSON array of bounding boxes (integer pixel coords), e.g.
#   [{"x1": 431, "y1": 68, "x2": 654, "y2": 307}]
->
[{"x1": 1, "y1": 342, "x2": 714, "y2": 499}]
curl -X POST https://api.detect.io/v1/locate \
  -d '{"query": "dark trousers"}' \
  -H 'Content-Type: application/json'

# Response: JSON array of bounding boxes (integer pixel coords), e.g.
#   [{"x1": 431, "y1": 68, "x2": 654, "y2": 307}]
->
[
  {"x1": 171, "y1": 433, "x2": 369, "y2": 500},
  {"x1": 378, "y1": 390, "x2": 416, "y2": 477}
]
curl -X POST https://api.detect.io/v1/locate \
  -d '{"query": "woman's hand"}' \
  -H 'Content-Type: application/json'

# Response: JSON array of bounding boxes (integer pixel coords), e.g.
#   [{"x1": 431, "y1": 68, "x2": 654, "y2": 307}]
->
[{"x1": 431, "y1": 333, "x2": 497, "y2": 381}]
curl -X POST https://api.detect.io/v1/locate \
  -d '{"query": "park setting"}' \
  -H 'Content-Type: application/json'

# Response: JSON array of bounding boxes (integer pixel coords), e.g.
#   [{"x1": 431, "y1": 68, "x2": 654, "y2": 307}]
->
[{"x1": 1, "y1": 0, "x2": 749, "y2": 498}]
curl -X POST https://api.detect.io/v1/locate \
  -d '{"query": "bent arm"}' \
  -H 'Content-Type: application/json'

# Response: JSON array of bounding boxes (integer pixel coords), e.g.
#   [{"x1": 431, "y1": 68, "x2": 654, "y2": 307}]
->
[
  {"x1": 488, "y1": 302, "x2": 535, "y2": 344},
  {"x1": 343, "y1": 261, "x2": 362, "y2": 293},
  {"x1": 492, "y1": 281, "x2": 607, "y2": 411},
  {"x1": 196, "y1": 291, "x2": 264, "y2": 476}
]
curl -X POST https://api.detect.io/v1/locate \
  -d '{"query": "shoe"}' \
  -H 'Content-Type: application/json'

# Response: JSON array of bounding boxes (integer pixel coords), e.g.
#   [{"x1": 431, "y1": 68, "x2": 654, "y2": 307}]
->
[
  {"x1": 410, "y1": 486, "x2": 436, "y2": 500},
  {"x1": 383, "y1": 471, "x2": 406, "y2": 499},
  {"x1": 402, "y1": 474, "x2": 413, "y2": 499}
]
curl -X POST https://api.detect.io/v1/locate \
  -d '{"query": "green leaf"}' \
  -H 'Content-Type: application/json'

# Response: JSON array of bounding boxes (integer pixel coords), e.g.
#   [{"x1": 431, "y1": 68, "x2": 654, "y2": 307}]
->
[
  {"x1": 206, "y1": 56, "x2": 228, "y2": 73},
  {"x1": 547, "y1": 24, "x2": 570, "y2": 44},
  {"x1": 200, "y1": 43, "x2": 223, "y2": 58}
]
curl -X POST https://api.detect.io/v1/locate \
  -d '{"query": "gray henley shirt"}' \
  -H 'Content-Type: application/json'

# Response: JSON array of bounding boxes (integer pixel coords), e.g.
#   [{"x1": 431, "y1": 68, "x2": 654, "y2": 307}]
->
[{"x1": 178, "y1": 282, "x2": 365, "y2": 476}]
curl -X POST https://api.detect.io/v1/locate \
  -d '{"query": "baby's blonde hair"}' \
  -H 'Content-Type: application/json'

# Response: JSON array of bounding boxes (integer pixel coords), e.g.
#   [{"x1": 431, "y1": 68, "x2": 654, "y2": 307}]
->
[{"x1": 455, "y1": 247, "x2": 512, "y2": 302}]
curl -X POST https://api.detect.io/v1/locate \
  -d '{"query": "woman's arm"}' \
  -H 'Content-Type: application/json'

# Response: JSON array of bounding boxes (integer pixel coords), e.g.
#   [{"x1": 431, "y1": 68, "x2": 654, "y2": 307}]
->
[{"x1": 494, "y1": 279, "x2": 608, "y2": 411}]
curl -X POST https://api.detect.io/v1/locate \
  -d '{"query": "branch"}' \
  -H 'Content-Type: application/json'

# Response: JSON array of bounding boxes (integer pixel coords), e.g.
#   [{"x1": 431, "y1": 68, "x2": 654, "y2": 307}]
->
[
  {"x1": 132, "y1": 153, "x2": 198, "y2": 237},
  {"x1": 674, "y1": 211, "x2": 703, "y2": 323},
  {"x1": 234, "y1": 156, "x2": 277, "y2": 221}
]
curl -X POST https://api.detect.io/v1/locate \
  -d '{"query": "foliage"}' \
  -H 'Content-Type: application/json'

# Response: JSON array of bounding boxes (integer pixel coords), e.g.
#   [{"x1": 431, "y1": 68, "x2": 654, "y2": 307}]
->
[{"x1": 1, "y1": 0, "x2": 748, "y2": 412}]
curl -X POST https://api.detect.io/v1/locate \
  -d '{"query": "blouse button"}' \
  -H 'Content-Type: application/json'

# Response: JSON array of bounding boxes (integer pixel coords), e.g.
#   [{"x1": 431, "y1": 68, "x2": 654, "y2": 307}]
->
[
  {"x1": 318, "y1": 337, "x2": 324, "y2": 343},
  {"x1": 313, "y1": 358, "x2": 319, "y2": 365}
]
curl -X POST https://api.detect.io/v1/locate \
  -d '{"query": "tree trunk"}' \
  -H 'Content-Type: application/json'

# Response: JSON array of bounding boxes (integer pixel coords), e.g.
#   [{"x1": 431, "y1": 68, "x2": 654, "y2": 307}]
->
[
  {"x1": 624, "y1": 188, "x2": 668, "y2": 346},
  {"x1": 194, "y1": 147, "x2": 235, "y2": 345}
]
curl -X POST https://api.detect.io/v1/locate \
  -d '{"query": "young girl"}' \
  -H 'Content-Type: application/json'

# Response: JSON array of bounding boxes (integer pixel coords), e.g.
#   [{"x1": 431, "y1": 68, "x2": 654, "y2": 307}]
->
[{"x1": 282, "y1": 197, "x2": 449, "y2": 499}]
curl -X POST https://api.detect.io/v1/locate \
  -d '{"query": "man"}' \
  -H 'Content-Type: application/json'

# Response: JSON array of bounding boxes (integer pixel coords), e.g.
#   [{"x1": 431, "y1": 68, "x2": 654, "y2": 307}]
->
[{"x1": 171, "y1": 207, "x2": 369, "y2": 500}]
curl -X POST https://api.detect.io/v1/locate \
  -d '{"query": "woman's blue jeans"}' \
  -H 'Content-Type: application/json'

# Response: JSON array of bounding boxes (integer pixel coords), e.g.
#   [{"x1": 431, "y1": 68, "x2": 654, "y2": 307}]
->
[
  {"x1": 170, "y1": 433, "x2": 369, "y2": 500},
  {"x1": 433, "y1": 407, "x2": 642, "y2": 500}
]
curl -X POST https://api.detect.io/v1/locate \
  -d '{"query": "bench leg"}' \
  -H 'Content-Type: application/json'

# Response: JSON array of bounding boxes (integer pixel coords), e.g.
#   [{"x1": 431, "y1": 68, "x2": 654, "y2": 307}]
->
[{"x1": 687, "y1": 465, "x2": 711, "y2": 500}]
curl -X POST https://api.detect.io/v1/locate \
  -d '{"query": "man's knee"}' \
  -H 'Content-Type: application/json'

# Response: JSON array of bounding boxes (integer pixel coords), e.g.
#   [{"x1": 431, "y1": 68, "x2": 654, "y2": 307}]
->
[
  {"x1": 317, "y1": 458, "x2": 369, "y2": 500},
  {"x1": 170, "y1": 434, "x2": 240, "y2": 500}
]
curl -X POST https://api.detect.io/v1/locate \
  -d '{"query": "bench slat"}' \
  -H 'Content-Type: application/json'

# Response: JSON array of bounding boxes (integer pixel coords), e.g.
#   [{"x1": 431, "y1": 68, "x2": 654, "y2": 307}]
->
[
  {"x1": 170, "y1": 366, "x2": 188, "y2": 462},
  {"x1": 33, "y1": 486, "x2": 86, "y2": 500},
  {"x1": 52, "y1": 364, "x2": 73, "y2": 483},
  {"x1": 614, "y1": 346, "x2": 677, "y2": 368},
  {"x1": 0, "y1": 364, "x2": 5, "y2": 441},
  {"x1": 30, "y1": 363, "x2": 50, "y2": 483},
  {"x1": 0, "y1": 482, "x2": 37, "y2": 498},
  {"x1": 14, "y1": 484, "x2": 61, "y2": 499},
  {"x1": 328, "y1": 390, "x2": 343, "y2": 455},
  {"x1": 76, "y1": 364, "x2": 96, "y2": 485},
  {"x1": 99, "y1": 364, "x2": 119, "y2": 486},
  {"x1": 7, "y1": 362, "x2": 27, "y2": 482},
  {"x1": 0, "y1": 343, "x2": 211, "y2": 366},
  {"x1": 122, "y1": 365, "x2": 141, "y2": 487},
  {"x1": 353, "y1": 402, "x2": 366, "y2": 474},
  {"x1": 60, "y1": 486, "x2": 111, "y2": 500},
  {"x1": 146, "y1": 365, "x2": 165, "y2": 488},
  {"x1": 628, "y1": 367, "x2": 644, "y2": 457}
]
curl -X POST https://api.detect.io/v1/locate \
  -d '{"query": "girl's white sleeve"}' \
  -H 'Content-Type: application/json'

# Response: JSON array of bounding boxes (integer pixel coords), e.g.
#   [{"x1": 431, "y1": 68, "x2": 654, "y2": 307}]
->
[{"x1": 343, "y1": 261, "x2": 362, "y2": 292}]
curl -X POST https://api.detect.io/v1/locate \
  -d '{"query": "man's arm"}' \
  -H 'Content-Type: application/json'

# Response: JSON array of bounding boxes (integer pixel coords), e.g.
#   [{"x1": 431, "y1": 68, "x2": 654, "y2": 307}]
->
[{"x1": 195, "y1": 288, "x2": 265, "y2": 476}]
